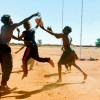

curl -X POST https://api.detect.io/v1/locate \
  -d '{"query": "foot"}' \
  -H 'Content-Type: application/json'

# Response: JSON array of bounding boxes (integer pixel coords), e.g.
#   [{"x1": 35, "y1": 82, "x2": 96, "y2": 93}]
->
[
  {"x1": 84, "y1": 74, "x2": 87, "y2": 80},
  {"x1": 48, "y1": 59, "x2": 55, "y2": 68},
  {"x1": 21, "y1": 74, "x2": 27, "y2": 79},
  {"x1": 56, "y1": 79, "x2": 62, "y2": 83},
  {"x1": 0, "y1": 84, "x2": 10, "y2": 91}
]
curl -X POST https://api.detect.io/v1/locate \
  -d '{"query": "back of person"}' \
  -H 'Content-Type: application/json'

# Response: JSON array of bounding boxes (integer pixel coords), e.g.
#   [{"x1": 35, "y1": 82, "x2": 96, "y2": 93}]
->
[{"x1": 23, "y1": 29, "x2": 36, "y2": 47}]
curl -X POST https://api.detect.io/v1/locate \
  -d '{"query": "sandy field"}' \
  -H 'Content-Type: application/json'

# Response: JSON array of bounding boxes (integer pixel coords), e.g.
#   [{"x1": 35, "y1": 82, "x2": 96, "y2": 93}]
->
[{"x1": 0, "y1": 45, "x2": 100, "y2": 100}]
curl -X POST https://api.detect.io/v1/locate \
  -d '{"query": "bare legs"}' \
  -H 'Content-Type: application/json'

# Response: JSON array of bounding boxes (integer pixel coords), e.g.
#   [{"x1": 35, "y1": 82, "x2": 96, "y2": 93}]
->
[
  {"x1": 65, "y1": 64, "x2": 71, "y2": 71},
  {"x1": 21, "y1": 61, "x2": 28, "y2": 79},
  {"x1": 57, "y1": 62, "x2": 62, "y2": 82},
  {"x1": 72, "y1": 62, "x2": 87, "y2": 80},
  {"x1": 57, "y1": 61, "x2": 87, "y2": 82}
]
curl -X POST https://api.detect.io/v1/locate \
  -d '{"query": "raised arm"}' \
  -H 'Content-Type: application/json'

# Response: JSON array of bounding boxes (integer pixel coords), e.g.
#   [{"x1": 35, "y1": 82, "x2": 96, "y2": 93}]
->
[
  {"x1": 40, "y1": 26, "x2": 54, "y2": 36},
  {"x1": 34, "y1": 18, "x2": 42, "y2": 30},
  {"x1": 40, "y1": 26, "x2": 64, "y2": 39},
  {"x1": 16, "y1": 28, "x2": 20, "y2": 38},
  {"x1": 12, "y1": 34, "x2": 24, "y2": 41},
  {"x1": 12, "y1": 28, "x2": 24, "y2": 41},
  {"x1": 14, "y1": 12, "x2": 41, "y2": 27}
]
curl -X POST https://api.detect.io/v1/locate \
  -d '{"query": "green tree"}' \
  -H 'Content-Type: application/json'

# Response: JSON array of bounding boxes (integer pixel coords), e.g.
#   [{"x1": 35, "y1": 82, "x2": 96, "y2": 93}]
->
[{"x1": 95, "y1": 38, "x2": 100, "y2": 47}]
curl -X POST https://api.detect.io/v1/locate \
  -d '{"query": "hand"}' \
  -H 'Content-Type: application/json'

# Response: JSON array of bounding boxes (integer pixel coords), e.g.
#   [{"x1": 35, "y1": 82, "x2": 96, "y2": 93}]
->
[
  {"x1": 47, "y1": 26, "x2": 53, "y2": 32},
  {"x1": 35, "y1": 12, "x2": 41, "y2": 17},
  {"x1": 16, "y1": 28, "x2": 20, "y2": 32},
  {"x1": 40, "y1": 25, "x2": 44, "y2": 29},
  {"x1": 15, "y1": 51, "x2": 18, "y2": 54}
]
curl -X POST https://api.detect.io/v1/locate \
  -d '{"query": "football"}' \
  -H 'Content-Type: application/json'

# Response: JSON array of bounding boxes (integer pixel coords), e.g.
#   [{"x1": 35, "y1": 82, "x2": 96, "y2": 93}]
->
[{"x1": 35, "y1": 18, "x2": 44, "y2": 27}]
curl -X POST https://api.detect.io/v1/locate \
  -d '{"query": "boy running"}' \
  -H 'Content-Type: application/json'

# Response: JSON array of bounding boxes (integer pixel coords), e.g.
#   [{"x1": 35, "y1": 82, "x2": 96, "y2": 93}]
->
[
  {"x1": 40, "y1": 25, "x2": 87, "y2": 82},
  {"x1": 15, "y1": 21, "x2": 55, "y2": 79}
]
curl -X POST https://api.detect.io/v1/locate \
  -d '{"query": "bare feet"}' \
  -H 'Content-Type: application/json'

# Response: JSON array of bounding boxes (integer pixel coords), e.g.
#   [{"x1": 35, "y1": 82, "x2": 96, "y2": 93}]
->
[
  {"x1": 56, "y1": 79, "x2": 62, "y2": 83},
  {"x1": 48, "y1": 59, "x2": 55, "y2": 68},
  {"x1": 84, "y1": 74, "x2": 87, "y2": 80},
  {"x1": 21, "y1": 74, "x2": 27, "y2": 79},
  {"x1": 0, "y1": 84, "x2": 10, "y2": 91}
]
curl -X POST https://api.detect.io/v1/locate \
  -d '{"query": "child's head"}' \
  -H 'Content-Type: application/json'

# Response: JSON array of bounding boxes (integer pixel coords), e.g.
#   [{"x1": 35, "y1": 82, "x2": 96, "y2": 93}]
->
[
  {"x1": 1, "y1": 14, "x2": 13, "y2": 25},
  {"x1": 23, "y1": 21, "x2": 31, "y2": 30},
  {"x1": 63, "y1": 26, "x2": 72, "y2": 34}
]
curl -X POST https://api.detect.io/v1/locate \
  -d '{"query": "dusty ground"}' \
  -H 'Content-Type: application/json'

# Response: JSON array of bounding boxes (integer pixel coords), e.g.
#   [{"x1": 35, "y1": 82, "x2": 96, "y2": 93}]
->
[{"x1": 0, "y1": 45, "x2": 100, "y2": 100}]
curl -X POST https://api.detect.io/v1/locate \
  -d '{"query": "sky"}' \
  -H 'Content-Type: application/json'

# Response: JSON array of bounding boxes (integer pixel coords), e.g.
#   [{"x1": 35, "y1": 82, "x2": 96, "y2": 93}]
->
[{"x1": 0, "y1": 0, "x2": 100, "y2": 46}]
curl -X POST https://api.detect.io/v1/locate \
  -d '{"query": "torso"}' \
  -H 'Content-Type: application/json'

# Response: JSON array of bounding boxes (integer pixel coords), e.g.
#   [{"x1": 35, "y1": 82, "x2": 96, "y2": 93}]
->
[
  {"x1": 23, "y1": 29, "x2": 36, "y2": 46},
  {"x1": 62, "y1": 34, "x2": 72, "y2": 49},
  {"x1": 0, "y1": 24, "x2": 16, "y2": 44}
]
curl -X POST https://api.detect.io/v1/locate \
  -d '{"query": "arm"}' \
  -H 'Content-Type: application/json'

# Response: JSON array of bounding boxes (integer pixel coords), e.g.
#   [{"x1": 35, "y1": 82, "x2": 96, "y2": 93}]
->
[
  {"x1": 61, "y1": 45, "x2": 65, "y2": 51},
  {"x1": 16, "y1": 28, "x2": 20, "y2": 38},
  {"x1": 40, "y1": 26, "x2": 55, "y2": 36},
  {"x1": 34, "y1": 17, "x2": 43, "y2": 30},
  {"x1": 34, "y1": 24, "x2": 39, "y2": 30},
  {"x1": 12, "y1": 28, "x2": 24, "y2": 41},
  {"x1": 14, "y1": 29, "x2": 25, "y2": 54},
  {"x1": 34, "y1": 19, "x2": 41, "y2": 29},
  {"x1": 14, "y1": 12, "x2": 41, "y2": 27},
  {"x1": 12, "y1": 35, "x2": 23, "y2": 41},
  {"x1": 12, "y1": 28, "x2": 21, "y2": 39},
  {"x1": 40, "y1": 26, "x2": 64, "y2": 38},
  {"x1": 15, "y1": 45, "x2": 25, "y2": 54}
]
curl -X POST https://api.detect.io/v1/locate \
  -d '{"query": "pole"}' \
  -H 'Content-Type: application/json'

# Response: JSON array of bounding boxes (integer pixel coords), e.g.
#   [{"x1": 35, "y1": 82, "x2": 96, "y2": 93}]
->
[
  {"x1": 61, "y1": 0, "x2": 64, "y2": 53},
  {"x1": 80, "y1": 0, "x2": 83, "y2": 59},
  {"x1": 61, "y1": 0, "x2": 64, "y2": 30}
]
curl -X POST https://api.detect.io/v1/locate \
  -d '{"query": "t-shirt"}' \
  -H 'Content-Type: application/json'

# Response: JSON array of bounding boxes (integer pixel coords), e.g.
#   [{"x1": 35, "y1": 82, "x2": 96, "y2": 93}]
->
[{"x1": 22, "y1": 28, "x2": 36, "y2": 46}]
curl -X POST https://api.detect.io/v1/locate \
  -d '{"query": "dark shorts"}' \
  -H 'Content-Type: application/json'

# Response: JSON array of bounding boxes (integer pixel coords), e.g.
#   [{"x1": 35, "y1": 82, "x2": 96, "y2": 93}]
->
[
  {"x1": 0, "y1": 44, "x2": 12, "y2": 85},
  {"x1": 0, "y1": 44, "x2": 11, "y2": 53}
]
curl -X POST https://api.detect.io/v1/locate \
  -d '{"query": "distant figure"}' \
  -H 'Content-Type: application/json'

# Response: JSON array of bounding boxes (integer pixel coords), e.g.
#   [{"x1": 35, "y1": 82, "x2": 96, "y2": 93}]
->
[
  {"x1": 0, "y1": 12, "x2": 40, "y2": 90},
  {"x1": 14, "y1": 21, "x2": 55, "y2": 79},
  {"x1": 40, "y1": 25, "x2": 87, "y2": 82}
]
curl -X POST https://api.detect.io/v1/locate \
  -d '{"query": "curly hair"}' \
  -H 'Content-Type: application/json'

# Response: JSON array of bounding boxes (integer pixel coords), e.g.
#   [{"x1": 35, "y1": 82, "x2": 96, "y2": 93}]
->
[
  {"x1": 64, "y1": 26, "x2": 72, "y2": 33},
  {"x1": 1, "y1": 14, "x2": 11, "y2": 24}
]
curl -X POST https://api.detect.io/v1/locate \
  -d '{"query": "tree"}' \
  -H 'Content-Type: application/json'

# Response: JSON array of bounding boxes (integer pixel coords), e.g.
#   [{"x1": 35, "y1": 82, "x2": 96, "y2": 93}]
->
[{"x1": 95, "y1": 38, "x2": 100, "y2": 47}]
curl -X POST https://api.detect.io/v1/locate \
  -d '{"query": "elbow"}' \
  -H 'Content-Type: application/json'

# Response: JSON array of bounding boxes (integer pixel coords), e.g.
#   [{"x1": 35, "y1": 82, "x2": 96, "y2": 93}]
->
[
  {"x1": 55, "y1": 36, "x2": 59, "y2": 39},
  {"x1": 18, "y1": 38, "x2": 22, "y2": 41}
]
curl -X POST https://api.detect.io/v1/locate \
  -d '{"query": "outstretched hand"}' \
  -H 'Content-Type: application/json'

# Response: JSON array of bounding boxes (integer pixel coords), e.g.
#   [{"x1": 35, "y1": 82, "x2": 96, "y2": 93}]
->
[
  {"x1": 47, "y1": 26, "x2": 53, "y2": 32},
  {"x1": 35, "y1": 12, "x2": 41, "y2": 17},
  {"x1": 40, "y1": 24, "x2": 44, "y2": 29},
  {"x1": 35, "y1": 18, "x2": 44, "y2": 28}
]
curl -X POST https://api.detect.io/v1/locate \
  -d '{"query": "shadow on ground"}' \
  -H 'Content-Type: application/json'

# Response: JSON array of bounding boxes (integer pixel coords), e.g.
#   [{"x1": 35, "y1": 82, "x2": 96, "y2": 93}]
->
[{"x1": 1, "y1": 81, "x2": 85, "y2": 99}]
